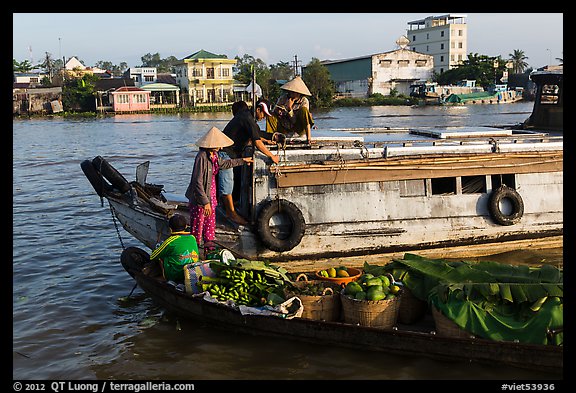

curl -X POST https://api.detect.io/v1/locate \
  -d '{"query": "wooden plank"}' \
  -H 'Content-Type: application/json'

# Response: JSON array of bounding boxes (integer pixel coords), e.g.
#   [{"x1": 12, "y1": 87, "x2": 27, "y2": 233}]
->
[{"x1": 275, "y1": 153, "x2": 562, "y2": 188}]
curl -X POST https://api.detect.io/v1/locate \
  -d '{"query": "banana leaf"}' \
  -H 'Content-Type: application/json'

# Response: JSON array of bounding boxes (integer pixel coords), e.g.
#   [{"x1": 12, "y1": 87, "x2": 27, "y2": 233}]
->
[
  {"x1": 435, "y1": 282, "x2": 563, "y2": 305},
  {"x1": 429, "y1": 289, "x2": 563, "y2": 345},
  {"x1": 364, "y1": 253, "x2": 563, "y2": 305}
]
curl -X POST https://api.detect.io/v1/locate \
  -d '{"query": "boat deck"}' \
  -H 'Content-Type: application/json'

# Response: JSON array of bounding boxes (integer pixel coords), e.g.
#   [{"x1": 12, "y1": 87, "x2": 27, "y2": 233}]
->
[{"x1": 280, "y1": 126, "x2": 561, "y2": 151}]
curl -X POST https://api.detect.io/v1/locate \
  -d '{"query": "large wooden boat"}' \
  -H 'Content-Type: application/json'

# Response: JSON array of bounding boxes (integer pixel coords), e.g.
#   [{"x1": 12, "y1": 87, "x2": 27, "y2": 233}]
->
[
  {"x1": 81, "y1": 124, "x2": 562, "y2": 270},
  {"x1": 118, "y1": 246, "x2": 562, "y2": 374},
  {"x1": 519, "y1": 66, "x2": 563, "y2": 133}
]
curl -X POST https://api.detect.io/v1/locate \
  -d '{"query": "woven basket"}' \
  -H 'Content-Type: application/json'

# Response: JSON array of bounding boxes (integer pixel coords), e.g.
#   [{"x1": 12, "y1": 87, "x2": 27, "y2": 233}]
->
[
  {"x1": 398, "y1": 288, "x2": 428, "y2": 324},
  {"x1": 432, "y1": 306, "x2": 471, "y2": 338},
  {"x1": 340, "y1": 291, "x2": 402, "y2": 329},
  {"x1": 284, "y1": 274, "x2": 341, "y2": 321}
]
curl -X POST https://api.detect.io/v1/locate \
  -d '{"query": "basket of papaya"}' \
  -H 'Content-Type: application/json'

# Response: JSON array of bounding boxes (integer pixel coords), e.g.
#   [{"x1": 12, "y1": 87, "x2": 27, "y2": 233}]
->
[
  {"x1": 284, "y1": 274, "x2": 342, "y2": 321},
  {"x1": 340, "y1": 272, "x2": 403, "y2": 329},
  {"x1": 315, "y1": 266, "x2": 362, "y2": 285}
]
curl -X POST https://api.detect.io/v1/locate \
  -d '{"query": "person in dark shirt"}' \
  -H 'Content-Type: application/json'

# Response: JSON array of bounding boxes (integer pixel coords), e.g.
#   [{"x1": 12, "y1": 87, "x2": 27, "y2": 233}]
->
[{"x1": 218, "y1": 100, "x2": 279, "y2": 225}]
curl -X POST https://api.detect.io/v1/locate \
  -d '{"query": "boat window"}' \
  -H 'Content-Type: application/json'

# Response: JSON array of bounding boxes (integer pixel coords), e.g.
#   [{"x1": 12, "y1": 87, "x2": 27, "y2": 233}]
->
[
  {"x1": 399, "y1": 179, "x2": 426, "y2": 197},
  {"x1": 462, "y1": 176, "x2": 486, "y2": 194},
  {"x1": 491, "y1": 174, "x2": 516, "y2": 190},
  {"x1": 541, "y1": 84, "x2": 560, "y2": 104},
  {"x1": 431, "y1": 177, "x2": 456, "y2": 195}
]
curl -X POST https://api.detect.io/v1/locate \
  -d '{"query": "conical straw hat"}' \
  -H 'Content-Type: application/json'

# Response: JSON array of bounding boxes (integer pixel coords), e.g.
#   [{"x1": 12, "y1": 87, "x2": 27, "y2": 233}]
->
[
  {"x1": 281, "y1": 76, "x2": 311, "y2": 96},
  {"x1": 196, "y1": 126, "x2": 234, "y2": 148}
]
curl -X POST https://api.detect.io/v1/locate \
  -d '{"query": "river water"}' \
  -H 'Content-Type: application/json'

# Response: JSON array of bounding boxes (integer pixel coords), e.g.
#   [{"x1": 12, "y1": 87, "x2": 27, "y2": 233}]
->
[{"x1": 13, "y1": 102, "x2": 563, "y2": 381}]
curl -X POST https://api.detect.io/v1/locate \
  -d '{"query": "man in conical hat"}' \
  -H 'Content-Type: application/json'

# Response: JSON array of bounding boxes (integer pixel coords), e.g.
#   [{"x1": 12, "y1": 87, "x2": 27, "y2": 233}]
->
[
  {"x1": 184, "y1": 126, "x2": 253, "y2": 253},
  {"x1": 266, "y1": 75, "x2": 315, "y2": 144}
]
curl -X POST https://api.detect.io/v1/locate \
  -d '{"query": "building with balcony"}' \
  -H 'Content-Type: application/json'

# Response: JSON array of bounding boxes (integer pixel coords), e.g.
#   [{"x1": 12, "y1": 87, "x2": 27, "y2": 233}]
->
[
  {"x1": 124, "y1": 67, "x2": 158, "y2": 87},
  {"x1": 174, "y1": 49, "x2": 237, "y2": 107},
  {"x1": 407, "y1": 14, "x2": 468, "y2": 75}
]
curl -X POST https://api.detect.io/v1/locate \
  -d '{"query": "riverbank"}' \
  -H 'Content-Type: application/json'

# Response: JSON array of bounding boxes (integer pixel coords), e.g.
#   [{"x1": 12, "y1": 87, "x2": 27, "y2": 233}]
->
[{"x1": 13, "y1": 94, "x2": 420, "y2": 120}]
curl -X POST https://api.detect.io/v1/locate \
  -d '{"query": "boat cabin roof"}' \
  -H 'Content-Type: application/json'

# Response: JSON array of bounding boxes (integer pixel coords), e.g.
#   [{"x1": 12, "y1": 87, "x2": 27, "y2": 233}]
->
[{"x1": 274, "y1": 126, "x2": 562, "y2": 159}]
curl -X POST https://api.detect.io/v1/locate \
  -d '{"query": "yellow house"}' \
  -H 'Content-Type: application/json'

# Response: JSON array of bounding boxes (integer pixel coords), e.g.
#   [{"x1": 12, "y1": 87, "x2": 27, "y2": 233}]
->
[{"x1": 174, "y1": 49, "x2": 237, "y2": 107}]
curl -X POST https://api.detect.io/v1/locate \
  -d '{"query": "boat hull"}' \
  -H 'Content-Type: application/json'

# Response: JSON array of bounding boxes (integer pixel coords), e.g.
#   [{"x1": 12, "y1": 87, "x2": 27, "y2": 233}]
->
[{"x1": 124, "y1": 249, "x2": 562, "y2": 374}]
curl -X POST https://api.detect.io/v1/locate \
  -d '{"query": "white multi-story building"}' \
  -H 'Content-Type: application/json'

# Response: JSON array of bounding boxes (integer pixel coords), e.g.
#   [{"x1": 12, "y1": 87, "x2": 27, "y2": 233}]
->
[
  {"x1": 123, "y1": 67, "x2": 158, "y2": 87},
  {"x1": 407, "y1": 14, "x2": 468, "y2": 75}
]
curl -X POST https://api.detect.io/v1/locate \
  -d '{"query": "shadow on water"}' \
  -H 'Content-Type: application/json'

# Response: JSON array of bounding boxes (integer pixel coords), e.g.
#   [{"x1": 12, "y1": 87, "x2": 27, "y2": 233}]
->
[{"x1": 90, "y1": 310, "x2": 561, "y2": 381}]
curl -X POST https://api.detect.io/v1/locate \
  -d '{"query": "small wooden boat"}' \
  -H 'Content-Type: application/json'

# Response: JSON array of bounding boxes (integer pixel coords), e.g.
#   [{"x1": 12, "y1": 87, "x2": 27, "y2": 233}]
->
[{"x1": 120, "y1": 246, "x2": 562, "y2": 374}]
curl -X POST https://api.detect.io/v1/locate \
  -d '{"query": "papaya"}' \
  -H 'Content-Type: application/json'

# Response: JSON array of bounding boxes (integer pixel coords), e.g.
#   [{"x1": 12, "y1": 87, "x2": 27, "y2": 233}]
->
[
  {"x1": 345, "y1": 281, "x2": 362, "y2": 296},
  {"x1": 337, "y1": 269, "x2": 349, "y2": 277},
  {"x1": 327, "y1": 267, "x2": 337, "y2": 278},
  {"x1": 355, "y1": 291, "x2": 367, "y2": 300},
  {"x1": 379, "y1": 275, "x2": 391, "y2": 287},
  {"x1": 366, "y1": 285, "x2": 386, "y2": 301},
  {"x1": 366, "y1": 277, "x2": 383, "y2": 287}
]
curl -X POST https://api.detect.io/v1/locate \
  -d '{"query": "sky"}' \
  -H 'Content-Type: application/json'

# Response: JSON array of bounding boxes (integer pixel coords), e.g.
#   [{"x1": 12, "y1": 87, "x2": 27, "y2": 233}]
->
[{"x1": 13, "y1": 13, "x2": 563, "y2": 71}]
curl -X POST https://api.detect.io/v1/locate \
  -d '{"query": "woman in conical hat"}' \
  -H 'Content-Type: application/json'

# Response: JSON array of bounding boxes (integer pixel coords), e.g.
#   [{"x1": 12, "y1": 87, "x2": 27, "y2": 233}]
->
[
  {"x1": 266, "y1": 76, "x2": 315, "y2": 144},
  {"x1": 184, "y1": 126, "x2": 253, "y2": 252}
]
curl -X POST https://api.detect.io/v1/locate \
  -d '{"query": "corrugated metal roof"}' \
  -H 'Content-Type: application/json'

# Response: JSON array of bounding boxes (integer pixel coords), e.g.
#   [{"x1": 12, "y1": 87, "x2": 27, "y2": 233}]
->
[{"x1": 140, "y1": 83, "x2": 180, "y2": 91}]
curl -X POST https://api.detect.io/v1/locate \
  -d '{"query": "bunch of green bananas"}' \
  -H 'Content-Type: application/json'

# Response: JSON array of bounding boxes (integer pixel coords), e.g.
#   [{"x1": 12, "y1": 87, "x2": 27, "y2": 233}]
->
[{"x1": 197, "y1": 267, "x2": 276, "y2": 306}]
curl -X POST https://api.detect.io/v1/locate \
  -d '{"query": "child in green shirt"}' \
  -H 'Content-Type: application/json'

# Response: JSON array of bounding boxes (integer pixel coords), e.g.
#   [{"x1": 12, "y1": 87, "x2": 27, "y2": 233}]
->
[{"x1": 150, "y1": 214, "x2": 199, "y2": 282}]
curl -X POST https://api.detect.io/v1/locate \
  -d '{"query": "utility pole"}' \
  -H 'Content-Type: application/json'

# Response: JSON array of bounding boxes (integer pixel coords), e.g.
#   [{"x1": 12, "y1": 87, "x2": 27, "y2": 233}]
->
[{"x1": 292, "y1": 55, "x2": 302, "y2": 77}]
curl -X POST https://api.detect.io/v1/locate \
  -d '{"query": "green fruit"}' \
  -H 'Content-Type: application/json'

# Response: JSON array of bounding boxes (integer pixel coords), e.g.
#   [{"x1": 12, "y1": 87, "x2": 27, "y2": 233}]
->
[
  {"x1": 379, "y1": 275, "x2": 391, "y2": 287},
  {"x1": 327, "y1": 267, "x2": 337, "y2": 278},
  {"x1": 366, "y1": 286, "x2": 386, "y2": 301},
  {"x1": 366, "y1": 277, "x2": 383, "y2": 287},
  {"x1": 345, "y1": 281, "x2": 362, "y2": 296},
  {"x1": 358, "y1": 273, "x2": 373, "y2": 284},
  {"x1": 319, "y1": 270, "x2": 328, "y2": 277},
  {"x1": 355, "y1": 291, "x2": 366, "y2": 300},
  {"x1": 385, "y1": 293, "x2": 396, "y2": 300}
]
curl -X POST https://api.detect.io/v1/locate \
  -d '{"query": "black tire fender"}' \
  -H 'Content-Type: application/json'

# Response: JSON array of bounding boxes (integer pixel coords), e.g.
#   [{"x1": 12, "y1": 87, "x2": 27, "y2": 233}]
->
[
  {"x1": 257, "y1": 199, "x2": 306, "y2": 252},
  {"x1": 92, "y1": 156, "x2": 131, "y2": 193},
  {"x1": 80, "y1": 159, "x2": 112, "y2": 197},
  {"x1": 121, "y1": 246, "x2": 151, "y2": 278},
  {"x1": 488, "y1": 185, "x2": 524, "y2": 225}
]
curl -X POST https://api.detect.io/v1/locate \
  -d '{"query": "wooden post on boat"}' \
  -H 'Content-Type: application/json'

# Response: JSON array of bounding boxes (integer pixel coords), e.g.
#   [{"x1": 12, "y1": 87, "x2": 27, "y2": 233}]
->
[{"x1": 252, "y1": 65, "x2": 256, "y2": 117}]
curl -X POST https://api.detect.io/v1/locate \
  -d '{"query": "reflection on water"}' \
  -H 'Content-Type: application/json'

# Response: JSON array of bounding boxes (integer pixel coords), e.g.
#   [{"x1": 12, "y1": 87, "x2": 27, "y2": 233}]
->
[{"x1": 13, "y1": 103, "x2": 562, "y2": 380}]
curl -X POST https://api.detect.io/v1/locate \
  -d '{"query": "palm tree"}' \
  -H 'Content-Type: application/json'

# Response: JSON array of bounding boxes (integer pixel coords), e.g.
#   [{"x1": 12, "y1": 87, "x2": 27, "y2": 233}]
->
[{"x1": 508, "y1": 49, "x2": 529, "y2": 74}]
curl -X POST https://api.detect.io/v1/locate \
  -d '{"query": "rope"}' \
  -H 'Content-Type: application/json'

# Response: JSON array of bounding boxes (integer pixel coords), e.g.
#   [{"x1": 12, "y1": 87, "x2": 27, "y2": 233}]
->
[
  {"x1": 108, "y1": 200, "x2": 126, "y2": 250},
  {"x1": 127, "y1": 282, "x2": 138, "y2": 297}
]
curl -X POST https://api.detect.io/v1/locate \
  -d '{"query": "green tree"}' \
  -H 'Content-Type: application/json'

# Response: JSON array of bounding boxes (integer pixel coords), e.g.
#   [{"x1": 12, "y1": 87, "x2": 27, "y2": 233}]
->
[
  {"x1": 140, "y1": 53, "x2": 182, "y2": 73},
  {"x1": 269, "y1": 61, "x2": 293, "y2": 81},
  {"x1": 434, "y1": 53, "x2": 506, "y2": 88},
  {"x1": 302, "y1": 58, "x2": 334, "y2": 108},
  {"x1": 13, "y1": 59, "x2": 36, "y2": 73},
  {"x1": 38, "y1": 52, "x2": 57, "y2": 82},
  {"x1": 508, "y1": 49, "x2": 529, "y2": 74},
  {"x1": 61, "y1": 73, "x2": 100, "y2": 112},
  {"x1": 233, "y1": 54, "x2": 273, "y2": 97},
  {"x1": 140, "y1": 53, "x2": 163, "y2": 68}
]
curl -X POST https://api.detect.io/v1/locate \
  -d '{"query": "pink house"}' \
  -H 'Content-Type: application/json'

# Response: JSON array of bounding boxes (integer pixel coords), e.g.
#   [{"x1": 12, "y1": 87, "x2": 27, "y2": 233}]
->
[{"x1": 111, "y1": 86, "x2": 151, "y2": 112}]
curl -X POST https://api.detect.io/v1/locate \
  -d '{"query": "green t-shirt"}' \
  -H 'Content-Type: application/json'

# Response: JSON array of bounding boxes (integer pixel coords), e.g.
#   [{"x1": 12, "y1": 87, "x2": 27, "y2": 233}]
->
[{"x1": 150, "y1": 231, "x2": 199, "y2": 282}]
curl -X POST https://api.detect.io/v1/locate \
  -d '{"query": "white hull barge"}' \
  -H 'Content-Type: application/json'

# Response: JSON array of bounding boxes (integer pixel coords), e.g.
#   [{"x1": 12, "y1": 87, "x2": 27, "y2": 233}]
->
[{"x1": 82, "y1": 126, "x2": 563, "y2": 270}]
